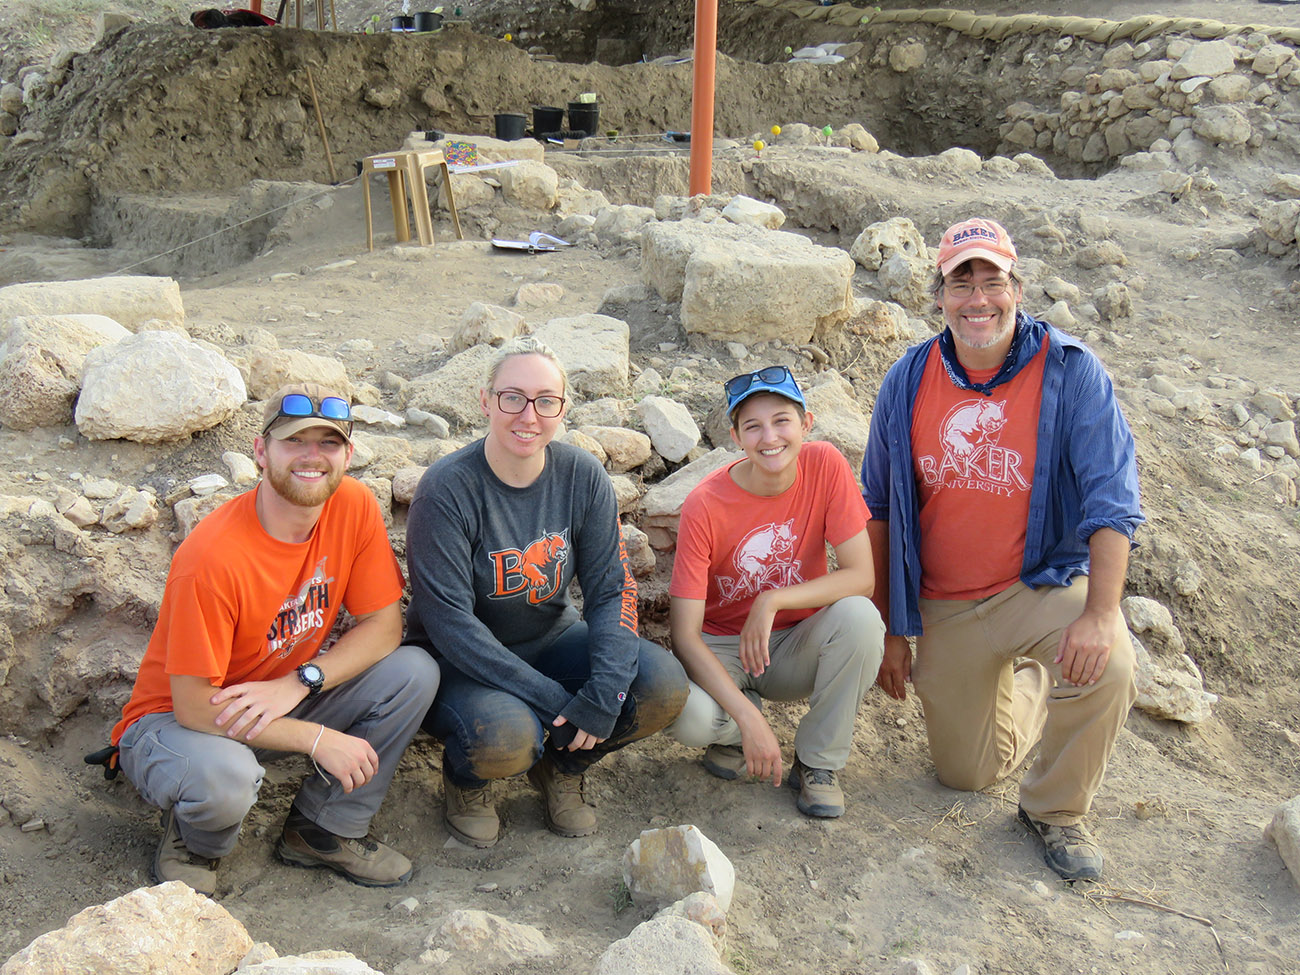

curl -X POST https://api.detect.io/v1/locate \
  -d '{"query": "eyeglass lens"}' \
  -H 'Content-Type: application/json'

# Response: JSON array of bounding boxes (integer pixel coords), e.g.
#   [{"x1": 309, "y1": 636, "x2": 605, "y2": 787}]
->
[
  {"x1": 280, "y1": 393, "x2": 352, "y2": 420},
  {"x1": 496, "y1": 392, "x2": 564, "y2": 417}
]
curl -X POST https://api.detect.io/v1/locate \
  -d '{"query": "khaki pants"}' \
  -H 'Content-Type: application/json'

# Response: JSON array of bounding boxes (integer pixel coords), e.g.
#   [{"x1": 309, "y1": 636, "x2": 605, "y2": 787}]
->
[
  {"x1": 668, "y1": 596, "x2": 885, "y2": 770},
  {"x1": 914, "y1": 579, "x2": 1136, "y2": 826}
]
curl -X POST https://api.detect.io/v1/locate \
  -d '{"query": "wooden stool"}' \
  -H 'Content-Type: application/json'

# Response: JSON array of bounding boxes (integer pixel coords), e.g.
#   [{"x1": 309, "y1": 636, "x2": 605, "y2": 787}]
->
[
  {"x1": 360, "y1": 153, "x2": 412, "y2": 251},
  {"x1": 400, "y1": 147, "x2": 464, "y2": 244}
]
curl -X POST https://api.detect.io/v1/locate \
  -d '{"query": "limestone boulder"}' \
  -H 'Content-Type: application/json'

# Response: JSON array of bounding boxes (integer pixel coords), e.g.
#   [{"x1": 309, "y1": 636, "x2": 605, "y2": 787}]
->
[
  {"x1": 76, "y1": 331, "x2": 246, "y2": 443},
  {"x1": 428, "y1": 909, "x2": 554, "y2": 964},
  {"x1": 0, "y1": 881, "x2": 252, "y2": 975},
  {"x1": 0, "y1": 275, "x2": 184, "y2": 331},
  {"x1": 0, "y1": 314, "x2": 132, "y2": 429},
  {"x1": 849, "y1": 216, "x2": 928, "y2": 271},
  {"x1": 621, "y1": 522, "x2": 656, "y2": 577},
  {"x1": 391, "y1": 466, "x2": 427, "y2": 505},
  {"x1": 533, "y1": 314, "x2": 630, "y2": 397},
  {"x1": 100, "y1": 488, "x2": 160, "y2": 534},
  {"x1": 450, "y1": 302, "x2": 529, "y2": 352},
  {"x1": 1265, "y1": 795, "x2": 1300, "y2": 885},
  {"x1": 803, "y1": 371, "x2": 870, "y2": 474},
  {"x1": 636, "y1": 395, "x2": 701, "y2": 463},
  {"x1": 594, "y1": 204, "x2": 656, "y2": 244},
  {"x1": 238, "y1": 951, "x2": 384, "y2": 974},
  {"x1": 440, "y1": 171, "x2": 497, "y2": 209},
  {"x1": 1131, "y1": 633, "x2": 1217, "y2": 724},
  {"x1": 641, "y1": 447, "x2": 739, "y2": 550},
  {"x1": 877, "y1": 250, "x2": 933, "y2": 315},
  {"x1": 1169, "y1": 40, "x2": 1236, "y2": 80},
  {"x1": 246, "y1": 347, "x2": 350, "y2": 400},
  {"x1": 402, "y1": 344, "x2": 494, "y2": 430},
  {"x1": 499, "y1": 160, "x2": 559, "y2": 210},
  {"x1": 721, "y1": 195, "x2": 785, "y2": 230},
  {"x1": 1192, "y1": 105, "x2": 1252, "y2": 146},
  {"x1": 580, "y1": 425, "x2": 651, "y2": 472},
  {"x1": 642, "y1": 221, "x2": 854, "y2": 345},
  {"x1": 592, "y1": 915, "x2": 734, "y2": 975},
  {"x1": 623, "y1": 824, "x2": 736, "y2": 911}
]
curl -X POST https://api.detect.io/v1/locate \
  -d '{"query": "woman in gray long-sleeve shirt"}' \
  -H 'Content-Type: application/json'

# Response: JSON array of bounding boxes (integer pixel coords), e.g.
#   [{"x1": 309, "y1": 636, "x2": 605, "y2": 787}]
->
[{"x1": 405, "y1": 336, "x2": 687, "y2": 848}]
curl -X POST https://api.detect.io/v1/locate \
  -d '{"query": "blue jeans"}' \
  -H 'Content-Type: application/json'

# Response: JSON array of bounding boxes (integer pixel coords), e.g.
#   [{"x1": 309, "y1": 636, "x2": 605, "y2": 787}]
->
[{"x1": 425, "y1": 622, "x2": 687, "y2": 788}]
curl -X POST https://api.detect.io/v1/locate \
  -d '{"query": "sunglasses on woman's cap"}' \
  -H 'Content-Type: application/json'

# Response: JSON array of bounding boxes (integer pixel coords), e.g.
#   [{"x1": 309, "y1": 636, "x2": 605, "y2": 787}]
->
[{"x1": 724, "y1": 365, "x2": 806, "y2": 416}]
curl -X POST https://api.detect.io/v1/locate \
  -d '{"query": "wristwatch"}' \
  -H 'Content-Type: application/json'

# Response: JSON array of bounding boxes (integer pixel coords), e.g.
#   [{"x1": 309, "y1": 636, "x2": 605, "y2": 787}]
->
[{"x1": 296, "y1": 662, "x2": 325, "y2": 698}]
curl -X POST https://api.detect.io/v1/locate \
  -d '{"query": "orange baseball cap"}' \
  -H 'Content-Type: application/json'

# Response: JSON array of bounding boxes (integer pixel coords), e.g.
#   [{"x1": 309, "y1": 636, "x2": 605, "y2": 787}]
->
[{"x1": 937, "y1": 218, "x2": 1018, "y2": 277}]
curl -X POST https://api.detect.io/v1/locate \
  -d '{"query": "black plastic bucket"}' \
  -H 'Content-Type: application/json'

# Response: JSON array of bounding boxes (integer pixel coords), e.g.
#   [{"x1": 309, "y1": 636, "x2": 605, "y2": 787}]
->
[
  {"x1": 413, "y1": 10, "x2": 443, "y2": 31},
  {"x1": 391, "y1": 14, "x2": 413, "y2": 31},
  {"x1": 567, "y1": 102, "x2": 599, "y2": 137},
  {"x1": 494, "y1": 113, "x2": 528, "y2": 141},
  {"x1": 533, "y1": 105, "x2": 565, "y2": 136}
]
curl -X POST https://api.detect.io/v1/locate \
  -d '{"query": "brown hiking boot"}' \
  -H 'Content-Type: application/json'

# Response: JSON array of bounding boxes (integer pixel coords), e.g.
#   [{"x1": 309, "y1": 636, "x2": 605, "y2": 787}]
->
[
  {"x1": 786, "y1": 758, "x2": 845, "y2": 818},
  {"x1": 702, "y1": 743, "x2": 747, "y2": 780},
  {"x1": 1018, "y1": 806, "x2": 1103, "y2": 881},
  {"x1": 442, "y1": 764, "x2": 500, "y2": 848},
  {"x1": 276, "y1": 807, "x2": 412, "y2": 887},
  {"x1": 526, "y1": 753, "x2": 596, "y2": 838},
  {"x1": 152, "y1": 808, "x2": 220, "y2": 896}
]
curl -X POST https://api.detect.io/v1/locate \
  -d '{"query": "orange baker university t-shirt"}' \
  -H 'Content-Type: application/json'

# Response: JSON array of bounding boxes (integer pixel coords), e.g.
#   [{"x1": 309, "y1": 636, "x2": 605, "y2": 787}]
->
[
  {"x1": 910, "y1": 339, "x2": 1048, "y2": 600},
  {"x1": 111, "y1": 477, "x2": 404, "y2": 744},
  {"x1": 670, "y1": 440, "x2": 871, "y2": 635}
]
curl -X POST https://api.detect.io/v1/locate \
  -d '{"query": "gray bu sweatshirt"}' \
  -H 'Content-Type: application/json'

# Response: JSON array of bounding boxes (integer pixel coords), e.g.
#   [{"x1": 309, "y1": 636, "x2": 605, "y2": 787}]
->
[{"x1": 405, "y1": 439, "x2": 640, "y2": 738}]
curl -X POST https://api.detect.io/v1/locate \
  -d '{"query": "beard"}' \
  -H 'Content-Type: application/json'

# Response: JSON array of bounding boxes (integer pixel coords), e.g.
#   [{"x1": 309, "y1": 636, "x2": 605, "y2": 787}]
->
[{"x1": 265, "y1": 461, "x2": 345, "y2": 508}]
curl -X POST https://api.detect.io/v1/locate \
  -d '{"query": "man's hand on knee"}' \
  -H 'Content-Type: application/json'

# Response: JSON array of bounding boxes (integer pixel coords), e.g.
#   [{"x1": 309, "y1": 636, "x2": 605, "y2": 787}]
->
[
  {"x1": 313, "y1": 728, "x2": 379, "y2": 793},
  {"x1": 876, "y1": 635, "x2": 912, "y2": 700},
  {"x1": 1055, "y1": 608, "x2": 1119, "y2": 686}
]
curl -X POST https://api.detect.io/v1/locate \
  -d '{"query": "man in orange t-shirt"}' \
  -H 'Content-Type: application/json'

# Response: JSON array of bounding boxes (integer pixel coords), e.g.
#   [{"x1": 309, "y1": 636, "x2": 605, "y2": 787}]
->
[
  {"x1": 668, "y1": 367, "x2": 884, "y2": 819},
  {"x1": 862, "y1": 219, "x2": 1142, "y2": 882},
  {"x1": 108, "y1": 383, "x2": 439, "y2": 895}
]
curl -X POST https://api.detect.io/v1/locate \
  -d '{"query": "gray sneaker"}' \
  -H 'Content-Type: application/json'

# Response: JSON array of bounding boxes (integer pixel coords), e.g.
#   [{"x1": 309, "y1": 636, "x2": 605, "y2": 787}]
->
[
  {"x1": 276, "y1": 808, "x2": 413, "y2": 887},
  {"x1": 1018, "y1": 806, "x2": 1103, "y2": 881},
  {"x1": 152, "y1": 808, "x2": 220, "y2": 896},
  {"x1": 702, "y1": 744, "x2": 746, "y2": 780},
  {"x1": 786, "y1": 758, "x2": 845, "y2": 818}
]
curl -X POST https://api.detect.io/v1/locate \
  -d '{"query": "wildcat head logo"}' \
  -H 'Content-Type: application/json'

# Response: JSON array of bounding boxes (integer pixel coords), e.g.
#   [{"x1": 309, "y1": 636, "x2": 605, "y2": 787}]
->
[
  {"x1": 489, "y1": 530, "x2": 569, "y2": 604},
  {"x1": 942, "y1": 398, "x2": 1007, "y2": 460},
  {"x1": 715, "y1": 519, "x2": 805, "y2": 604}
]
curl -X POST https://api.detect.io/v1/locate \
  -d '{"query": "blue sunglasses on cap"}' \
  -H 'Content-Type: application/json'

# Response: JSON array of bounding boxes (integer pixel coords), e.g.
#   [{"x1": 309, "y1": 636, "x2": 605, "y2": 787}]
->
[{"x1": 263, "y1": 392, "x2": 353, "y2": 434}]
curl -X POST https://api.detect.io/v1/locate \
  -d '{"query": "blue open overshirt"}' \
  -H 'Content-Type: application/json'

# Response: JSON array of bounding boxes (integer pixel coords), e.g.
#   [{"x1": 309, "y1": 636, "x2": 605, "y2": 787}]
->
[{"x1": 860, "y1": 312, "x2": 1144, "y2": 637}]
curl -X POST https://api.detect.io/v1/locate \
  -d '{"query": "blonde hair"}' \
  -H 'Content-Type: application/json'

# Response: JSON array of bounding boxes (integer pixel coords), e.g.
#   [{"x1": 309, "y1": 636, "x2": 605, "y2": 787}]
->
[{"x1": 484, "y1": 336, "x2": 568, "y2": 394}]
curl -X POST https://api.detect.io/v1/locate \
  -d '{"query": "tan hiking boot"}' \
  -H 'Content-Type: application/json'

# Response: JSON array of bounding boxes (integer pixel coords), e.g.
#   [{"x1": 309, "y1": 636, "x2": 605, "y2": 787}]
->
[
  {"x1": 276, "y1": 808, "x2": 413, "y2": 887},
  {"x1": 442, "y1": 764, "x2": 499, "y2": 848},
  {"x1": 526, "y1": 753, "x2": 596, "y2": 838},
  {"x1": 1017, "y1": 806, "x2": 1103, "y2": 881},
  {"x1": 152, "y1": 808, "x2": 220, "y2": 896},
  {"x1": 786, "y1": 758, "x2": 845, "y2": 818},
  {"x1": 702, "y1": 743, "x2": 747, "y2": 780}
]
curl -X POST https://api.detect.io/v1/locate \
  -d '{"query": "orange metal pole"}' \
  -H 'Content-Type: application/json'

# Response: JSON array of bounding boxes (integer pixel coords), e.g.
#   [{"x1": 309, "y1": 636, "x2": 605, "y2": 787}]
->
[{"x1": 689, "y1": 0, "x2": 718, "y2": 196}]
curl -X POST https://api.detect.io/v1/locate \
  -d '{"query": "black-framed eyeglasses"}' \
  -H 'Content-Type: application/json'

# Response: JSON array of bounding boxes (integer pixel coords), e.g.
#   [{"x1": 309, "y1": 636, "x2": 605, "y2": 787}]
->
[
  {"x1": 263, "y1": 393, "x2": 353, "y2": 433},
  {"x1": 723, "y1": 365, "x2": 794, "y2": 398},
  {"x1": 492, "y1": 390, "x2": 566, "y2": 418},
  {"x1": 943, "y1": 279, "x2": 1013, "y2": 298}
]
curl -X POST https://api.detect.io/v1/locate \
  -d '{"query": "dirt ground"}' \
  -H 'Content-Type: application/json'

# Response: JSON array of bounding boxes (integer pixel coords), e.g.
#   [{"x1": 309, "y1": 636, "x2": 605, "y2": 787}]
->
[{"x1": 2, "y1": 1, "x2": 1300, "y2": 974}]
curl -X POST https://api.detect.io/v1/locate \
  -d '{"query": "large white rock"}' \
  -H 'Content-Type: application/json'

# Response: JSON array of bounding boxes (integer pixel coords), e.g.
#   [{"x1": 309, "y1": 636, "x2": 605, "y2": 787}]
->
[
  {"x1": 594, "y1": 204, "x2": 656, "y2": 244},
  {"x1": 498, "y1": 159, "x2": 559, "y2": 210},
  {"x1": 636, "y1": 395, "x2": 701, "y2": 463},
  {"x1": 429, "y1": 909, "x2": 555, "y2": 963},
  {"x1": 849, "y1": 216, "x2": 928, "y2": 271},
  {"x1": 1265, "y1": 795, "x2": 1300, "y2": 885},
  {"x1": 1170, "y1": 40, "x2": 1236, "y2": 80},
  {"x1": 642, "y1": 222, "x2": 854, "y2": 345},
  {"x1": 76, "y1": 331, "x2": 246, "y2": 443},
  {"x1": 591, "y1": 915, "x2": 734, "y2": 975},
  {"x1": 641, "y1": 447, "x2": 738, "y2": 549},
  {"x1": 802, "y1": 371, "x2": 870, "y2": 474},
  {"x1": 1121, "y1": 595, "x2": 1186, "y2": 654},
  {"x1": 402, "y1": 344, "x2": 494, "y2": 430},
  {"x1": 623, "y1": 824, "x2": 736, "y2": 912},
  {"x1": 0, "y1": 881, "x2": 252, "y2": 975},
  {"x1": 1191, "y1": 105, "x2": 1252, "y2": 147},
  {"x1": 450, "y1": 302, "x2": 529, "y2": 352},
  {"x1": 0, "y1": 314, "x2": 132, "y2": 429},
  {"x1": 1131, "y1": 633, "x2": 1217, "y2": 724},
  {"x1": 534, "y1": 314, "x2": 630, "y2": 397},
  {"x1": 238, "y1": 952, "x2": 383, "y2": 974},
  {"x1": 721, "y1": 195, "x2": 785, "y2": 230},
  {"x1": 0, "y1": 275, "x2": 184, "y2": 331},
  {"x1": 580, "y1": 425, "x2": 651, "y2": 472},
  {"x1": 246, "y1": 347, "x2": 350, "y2": 400}
]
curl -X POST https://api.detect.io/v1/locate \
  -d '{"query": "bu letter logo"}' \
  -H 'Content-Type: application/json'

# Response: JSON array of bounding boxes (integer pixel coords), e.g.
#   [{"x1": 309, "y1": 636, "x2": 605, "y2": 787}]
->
[{"x1": 489, "y1": 530, "x2": 570, "y2": 604}]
